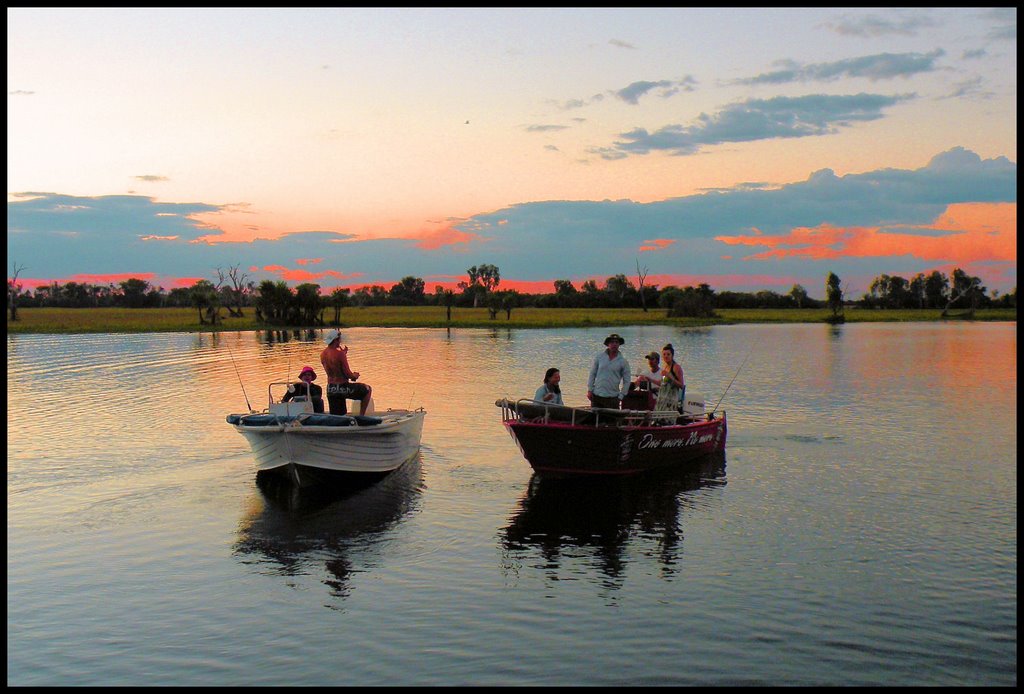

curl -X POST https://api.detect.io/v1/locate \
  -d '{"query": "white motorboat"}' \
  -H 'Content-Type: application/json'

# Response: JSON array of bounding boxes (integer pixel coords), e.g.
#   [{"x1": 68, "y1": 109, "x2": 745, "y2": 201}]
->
[{"x1": 228, "y1": 381, "x2": 426, "y2": 486}]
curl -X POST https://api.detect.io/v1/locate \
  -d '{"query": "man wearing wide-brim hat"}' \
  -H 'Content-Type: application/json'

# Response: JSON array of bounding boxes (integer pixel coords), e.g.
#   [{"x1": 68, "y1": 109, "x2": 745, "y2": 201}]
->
[{"x1": 587, "y1": 333, "x2": 631, "y2": 409}]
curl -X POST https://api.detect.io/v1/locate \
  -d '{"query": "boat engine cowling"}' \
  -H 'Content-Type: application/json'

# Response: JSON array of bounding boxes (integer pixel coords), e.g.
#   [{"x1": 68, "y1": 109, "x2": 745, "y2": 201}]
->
[{"x1": 682, "y1": 395, "x2": 705, "y2": 416}]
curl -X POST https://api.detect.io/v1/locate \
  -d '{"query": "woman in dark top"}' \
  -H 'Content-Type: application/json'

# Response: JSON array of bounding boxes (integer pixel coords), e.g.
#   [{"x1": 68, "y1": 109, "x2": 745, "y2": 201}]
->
[{"x1": 282, "y1": 365, "x2": 324, "y2": 413}]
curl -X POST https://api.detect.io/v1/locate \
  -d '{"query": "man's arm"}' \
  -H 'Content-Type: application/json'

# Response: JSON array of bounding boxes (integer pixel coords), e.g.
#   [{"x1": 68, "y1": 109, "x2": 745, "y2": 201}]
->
[
  {"x1": 587, "y1": 355, "x2": 599, "y2": 392},
  {"x1": 618, "y1": 358, "x2": 631, "y2": 400},
  {"x1": 339, "y1": 352, "x2": 360, "y2": 381}
]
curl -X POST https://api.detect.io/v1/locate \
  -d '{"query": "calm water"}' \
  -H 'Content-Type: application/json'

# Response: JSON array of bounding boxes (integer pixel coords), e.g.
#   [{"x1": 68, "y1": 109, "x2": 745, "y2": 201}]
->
[{"x1": 7, "y1": 323, "x2": 1016, "y2": 685}]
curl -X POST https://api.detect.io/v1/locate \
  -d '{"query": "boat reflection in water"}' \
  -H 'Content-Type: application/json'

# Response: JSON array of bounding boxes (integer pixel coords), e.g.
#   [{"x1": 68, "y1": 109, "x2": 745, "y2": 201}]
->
[
  {"x1": 501, "y1": 453, "x2": 726, "y2": 586},
  {"x1": 234, "y1": 455, "x2": 424, "y2": 598}
]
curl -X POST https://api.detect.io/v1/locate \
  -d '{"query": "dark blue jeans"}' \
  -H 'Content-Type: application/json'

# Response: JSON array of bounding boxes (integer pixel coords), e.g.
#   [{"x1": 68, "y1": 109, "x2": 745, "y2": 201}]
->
[{"x1": 591, "y1": 395, "x2": 620, "y2": 409}]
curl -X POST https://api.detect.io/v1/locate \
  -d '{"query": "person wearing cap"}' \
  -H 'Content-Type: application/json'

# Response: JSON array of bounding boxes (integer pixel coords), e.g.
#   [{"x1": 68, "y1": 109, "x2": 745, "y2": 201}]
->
[
  {"x1": 635, "y1": 351, "x2": 662, "y2": 393},
  {"x1": 281, "y1": 365, "x2": 324, "y2": 413},
  {"x1": 320, "y1": 329, "x2": 373, "y2": 416},
  {"x1": 587, "y1": 333, "x2": 631, "y2": 409}
]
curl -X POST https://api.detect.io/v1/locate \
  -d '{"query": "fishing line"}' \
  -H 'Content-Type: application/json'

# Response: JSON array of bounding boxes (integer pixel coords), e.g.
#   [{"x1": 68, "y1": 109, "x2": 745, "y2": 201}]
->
[
  {"x1": 225, "y1": 337, "x2": 253, "y2": 412},
  {"x1": 710, "y1": 347, "x2": 752, "y2": 414}
]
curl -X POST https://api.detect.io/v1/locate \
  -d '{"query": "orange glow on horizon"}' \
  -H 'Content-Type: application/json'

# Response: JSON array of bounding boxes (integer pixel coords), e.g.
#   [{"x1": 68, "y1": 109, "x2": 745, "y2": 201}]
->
[
  {"x1": 10, "y1": 273, "x2": 206, "y2": 291},
  {"x1": 185, "y1": 208, "x2": 483, "y2": 248},
  {"x1": 716, "y1": 202, "x2": 1016, "y2": 265},
  {"x1": 259, "y1": 265, "x2": 363, "y2": 283}
]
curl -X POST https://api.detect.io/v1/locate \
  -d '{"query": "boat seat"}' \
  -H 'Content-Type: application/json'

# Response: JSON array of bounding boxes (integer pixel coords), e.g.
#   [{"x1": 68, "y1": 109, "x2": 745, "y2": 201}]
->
[
  {"x1": 337, "y1": 395, "x2": 376, "y2": 416},
  {"x1": 269, "y1": 400, "x2": 314, "y2": 416}
]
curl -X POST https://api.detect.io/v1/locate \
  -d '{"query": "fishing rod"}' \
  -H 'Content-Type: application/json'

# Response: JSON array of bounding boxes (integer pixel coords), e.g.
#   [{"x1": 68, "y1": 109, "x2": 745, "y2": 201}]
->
[
  {"x1": 225, "y1": 339, "x2": 253, "y2": 412},
  {"x1": 710, "y1": 347, "x2": 752, "y2": 414}
]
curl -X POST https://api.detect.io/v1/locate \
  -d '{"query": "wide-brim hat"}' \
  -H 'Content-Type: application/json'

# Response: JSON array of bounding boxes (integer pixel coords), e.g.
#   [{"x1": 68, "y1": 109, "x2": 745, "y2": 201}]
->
[
  {"x1": 299, "y1": 366, "x2": 317, "y2": 381},
  {"x1": 604, "y1": 333, "x2": 625, "y2": 345},
  {"x1": 323, "y1": 329, "x2": 340, "y2": 344}
]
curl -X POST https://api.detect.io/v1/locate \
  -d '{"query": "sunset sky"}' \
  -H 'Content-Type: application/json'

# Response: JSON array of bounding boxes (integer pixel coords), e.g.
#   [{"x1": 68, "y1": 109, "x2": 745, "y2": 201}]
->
[{"x1": 7, "y1": 7, "x2": 1017, "y2": 298}]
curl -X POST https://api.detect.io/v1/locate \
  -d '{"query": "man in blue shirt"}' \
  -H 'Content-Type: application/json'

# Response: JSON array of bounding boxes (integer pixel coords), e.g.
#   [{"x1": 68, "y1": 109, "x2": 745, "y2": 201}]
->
[{"x1": 587, "y1": 333, "x2": 631, "y2": 409}]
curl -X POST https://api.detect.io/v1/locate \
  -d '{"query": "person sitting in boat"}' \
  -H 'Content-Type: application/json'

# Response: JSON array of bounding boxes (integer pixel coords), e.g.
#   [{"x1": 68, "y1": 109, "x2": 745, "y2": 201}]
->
[
  {"x1": 635, "y1": 351, "x2": 662, "y2": 393},
  {"x1": 587, "y1": 333, "x2": 631, "y2": 409},
  {"x1": 654, "y1": 343, "x2": 685, "y2": 411},
  {"x1": 534, "y1": 367, "x2": 563, "y2": 405},
  {"x1": 320, "y1": 329, "x2": 373, "y2": 416},
  {"x1": 281, "y1": 365, "x2": 325, "y2": 413}
]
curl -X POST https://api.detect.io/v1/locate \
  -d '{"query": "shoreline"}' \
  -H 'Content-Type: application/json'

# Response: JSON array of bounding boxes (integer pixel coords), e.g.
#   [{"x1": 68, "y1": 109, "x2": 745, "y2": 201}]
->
[{"x1": 5, "y1": 306, "x2": 1016, "y2": 335}]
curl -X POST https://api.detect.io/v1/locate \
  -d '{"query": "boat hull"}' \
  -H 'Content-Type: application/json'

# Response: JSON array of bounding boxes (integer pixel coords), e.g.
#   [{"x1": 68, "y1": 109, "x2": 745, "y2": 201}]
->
[
  {"x1": 504, "y1": 412, "x2": 726, "y2": 476},
  {"x1": 232, "y1": 410, "x2": 425, "y2": 483}
]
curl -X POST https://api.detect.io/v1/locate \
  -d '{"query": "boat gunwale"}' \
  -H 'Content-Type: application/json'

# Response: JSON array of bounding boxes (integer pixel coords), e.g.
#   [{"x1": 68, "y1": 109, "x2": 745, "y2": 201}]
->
[
  {"x1": 497, "y1": 397, "x2": 723, "y2": 431},
  {"x1": 231, "y1": 410, "x2": 425, "y2": 435},
  {"x1": 503, "y1": 412, "x2": 724, "y2": 433}
]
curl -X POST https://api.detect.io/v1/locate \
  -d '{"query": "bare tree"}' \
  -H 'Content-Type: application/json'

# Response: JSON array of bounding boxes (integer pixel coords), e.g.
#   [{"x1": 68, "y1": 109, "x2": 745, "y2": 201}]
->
[
  {"x1": 8, "y1": 262, "x2": 26, "y2": 321},
  {"x1": 216, "y1": 265, "x2": 250, "y2": 317},
  {"x1": 636, "y1": 259, "x2": 649, "y2": 313}
]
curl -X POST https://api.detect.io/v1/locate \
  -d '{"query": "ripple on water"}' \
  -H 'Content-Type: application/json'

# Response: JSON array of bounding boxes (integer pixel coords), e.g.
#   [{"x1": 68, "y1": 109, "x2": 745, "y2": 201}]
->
[{"x1": 6, "y1": 325, "x2": 1016, "y2": 686}]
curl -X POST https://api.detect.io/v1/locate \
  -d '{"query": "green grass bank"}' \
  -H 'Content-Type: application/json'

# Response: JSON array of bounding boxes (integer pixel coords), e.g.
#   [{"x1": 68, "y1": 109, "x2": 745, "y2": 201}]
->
[{"x1": 5, "y1": 306, "x2": 1016, "y2": 334}]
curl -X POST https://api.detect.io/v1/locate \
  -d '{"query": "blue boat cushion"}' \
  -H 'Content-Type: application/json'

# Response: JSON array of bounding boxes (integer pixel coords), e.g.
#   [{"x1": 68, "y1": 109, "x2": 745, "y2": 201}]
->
[
  {"x1": 238, "y1": 413, "x2": 298, "y2": 426},
  {"x1": 298, "y1": 413, "x2": 356, "y2": 426},
  {"x1": 229, "y1": 412, "x2": 376, "y2": 427}
]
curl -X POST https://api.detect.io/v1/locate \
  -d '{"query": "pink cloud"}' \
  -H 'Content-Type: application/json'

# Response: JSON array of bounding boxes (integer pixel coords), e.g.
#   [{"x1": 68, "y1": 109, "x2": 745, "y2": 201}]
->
[
  {"x1": 164, "y1": 276, "x2": 206, "y2": 289},
  {"x1": 715, "y1": 202, "x2": 1016, "y2": 265},
  {"x1": 414, "y1": 224, "x2": 482, "y2": 250},
  {"x1": 260, "y1": 265, "x2": 363, "y2": 283},
  {"x1": 639, "y1": 239, "x2": 676, "y2": 252}
]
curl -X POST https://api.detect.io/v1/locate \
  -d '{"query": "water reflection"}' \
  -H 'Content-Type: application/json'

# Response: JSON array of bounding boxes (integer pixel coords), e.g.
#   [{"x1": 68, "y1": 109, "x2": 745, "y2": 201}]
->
[
  {"x1": 501, "y1": 454, "x2": 726, "y2": 586},
  {"x1": 256, "y1": 328, "x2": 321, "y2": 345},
  {"x1": 234, "y1": 456, "x2": 424, "y2": 598}
]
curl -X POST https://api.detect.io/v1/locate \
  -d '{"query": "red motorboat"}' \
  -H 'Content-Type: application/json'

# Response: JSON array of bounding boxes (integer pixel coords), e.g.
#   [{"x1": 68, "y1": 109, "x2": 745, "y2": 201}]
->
[{"x1": 496, "y1": 394, "x2": 727, "y2": 476}]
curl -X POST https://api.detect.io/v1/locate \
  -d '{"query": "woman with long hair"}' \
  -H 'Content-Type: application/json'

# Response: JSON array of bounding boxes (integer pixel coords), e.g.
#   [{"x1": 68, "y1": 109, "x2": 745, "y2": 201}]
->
[
  {"x1": 534, "y1": 367, "x2": 563, "y2": 405},
  {"x1": 653, "y1": 343, "x2": 685, "y2": 411}
]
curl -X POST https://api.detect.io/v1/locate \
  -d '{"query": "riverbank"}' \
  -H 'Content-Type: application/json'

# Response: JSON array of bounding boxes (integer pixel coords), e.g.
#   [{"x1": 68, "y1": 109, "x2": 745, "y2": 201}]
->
[{"x1": 5, "y1": 306, "x2": 1016, "y2": 334}]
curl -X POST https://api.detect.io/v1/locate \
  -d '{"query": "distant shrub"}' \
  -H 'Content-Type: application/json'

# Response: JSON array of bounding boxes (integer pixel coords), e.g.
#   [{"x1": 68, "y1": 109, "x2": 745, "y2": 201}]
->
[{"x1": 667, "y1": 288, "x2": 717, "y2": 318}]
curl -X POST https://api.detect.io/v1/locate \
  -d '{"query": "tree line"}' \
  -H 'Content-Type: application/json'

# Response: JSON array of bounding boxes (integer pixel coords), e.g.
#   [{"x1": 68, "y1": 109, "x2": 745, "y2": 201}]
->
[{"x1": 7, "y1": 261, "x2": 1016, "y2": 324}]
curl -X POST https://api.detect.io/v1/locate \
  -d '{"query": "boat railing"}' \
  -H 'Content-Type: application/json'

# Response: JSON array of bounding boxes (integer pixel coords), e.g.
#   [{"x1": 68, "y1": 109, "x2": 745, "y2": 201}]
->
[
  {"x1": 497, "y1": 398, "x2": 683, "y2": 428},
  {"x1": 266, "y1": 381, "x2": 314, "y2": 417}
]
